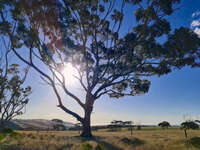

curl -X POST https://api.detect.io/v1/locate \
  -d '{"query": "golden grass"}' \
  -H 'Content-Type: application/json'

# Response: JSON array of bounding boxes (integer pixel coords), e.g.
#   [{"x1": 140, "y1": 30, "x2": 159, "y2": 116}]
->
[{"x1": 0, "y1": 127, "x2": 200, "y2": 150}]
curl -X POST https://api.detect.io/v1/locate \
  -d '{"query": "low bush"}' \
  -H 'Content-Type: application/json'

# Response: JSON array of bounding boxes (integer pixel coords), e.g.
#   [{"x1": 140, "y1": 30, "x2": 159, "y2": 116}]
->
[
  {"x1": 81, "y1": 143, "x2": 93, "y2": 150},
  {"x1": 95, "y1": 144, "x2": 104, "y2": 150},
  {"x1": 1, "y1": 127, "x2": 14, "y2": 134}
]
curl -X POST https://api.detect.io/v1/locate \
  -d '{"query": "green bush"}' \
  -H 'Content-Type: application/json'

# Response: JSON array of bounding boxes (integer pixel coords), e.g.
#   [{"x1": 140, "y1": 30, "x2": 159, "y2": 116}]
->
[
  {"x1": 81, "y1": 143, "x2": 93, "y2": 150},
  {"x1": 9, "y1": 131, "x2": 19, "y2": 139},
  {"x1": 0, "y1": 133, "x2": 6, "y2": 141},
  {"x1": 1, "y1": 127, "x2": 14, "y2": 134},
  {"x1": 95, "y1": 144, "x2": 104, "y2": 150}
]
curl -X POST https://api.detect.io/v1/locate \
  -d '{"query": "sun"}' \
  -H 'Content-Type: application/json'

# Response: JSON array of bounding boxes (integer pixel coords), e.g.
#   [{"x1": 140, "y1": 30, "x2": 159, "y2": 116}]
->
[{"x1": 62, "y1": 63, "x2": 79, "y2": 85}]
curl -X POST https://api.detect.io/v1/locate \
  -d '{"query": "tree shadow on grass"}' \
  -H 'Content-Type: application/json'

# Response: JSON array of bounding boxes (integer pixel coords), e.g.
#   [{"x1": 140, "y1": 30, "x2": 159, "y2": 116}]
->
[
  {"x1": 94, "y1": 139, "x2": 123, "y2": 150},
  {"x1": 73, "y1": 136, "x2": 123, "y2": 150},
  {"x1": 120, "y1": 137, "x2": 145, "y2": 148},
  {"x1": 94, "y1": 138, "x2": 123, "y2": 150},
  {"x1": 73, "y1": 136, "x2": 144, "y2": 150},
  {"x1": 189, "y1": 137, "x2": 200, "y2": 148}
]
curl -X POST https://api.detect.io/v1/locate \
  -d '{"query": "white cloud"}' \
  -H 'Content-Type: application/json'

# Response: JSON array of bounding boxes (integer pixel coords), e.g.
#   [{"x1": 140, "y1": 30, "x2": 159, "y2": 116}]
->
[
  {"x1": 191, "y1": 11, "x2": 200, "y2": 37},
  {"x1": 192, "y1": 11, "x2": 200, "y2": 18},
  {"x1": 191, "y1": 20, "x2": 200, "y2": 27},
  {"x1": 194, "y1": 27, "x2": 200, "y2": 37}
]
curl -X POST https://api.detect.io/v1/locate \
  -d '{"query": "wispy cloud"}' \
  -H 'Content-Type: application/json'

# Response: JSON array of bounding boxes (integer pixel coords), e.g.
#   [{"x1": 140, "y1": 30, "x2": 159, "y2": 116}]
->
[
  {"x1": 191, "y1": 20, "x2": 200, "y2": 27},
  {"x1": 192, "y1": 11, "x2": 200, "y2": 18}
]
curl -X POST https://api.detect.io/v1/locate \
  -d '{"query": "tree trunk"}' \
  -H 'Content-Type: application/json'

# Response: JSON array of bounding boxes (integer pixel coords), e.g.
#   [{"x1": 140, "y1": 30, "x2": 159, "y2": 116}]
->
[
  {"x1": 80, "y1": 97, "x2": 93, "y2": 138},
  {"x1": 130, "y1": 126, "x2": 133, "y2": 135},
  {"x1": 80, "y1": 92, "x2": 94, "y2": 138},
  {"x1": 184, "y1": 129, "x2": 187, "y2": 138},
  {"x1": 80, "y1": 110, "x2": 92, "y2": 138}
]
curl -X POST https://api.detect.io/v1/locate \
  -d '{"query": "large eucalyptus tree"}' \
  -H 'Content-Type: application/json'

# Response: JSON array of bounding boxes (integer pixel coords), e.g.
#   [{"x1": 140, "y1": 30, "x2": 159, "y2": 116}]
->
[{"x1": 0, "y1": 0, "x2": 200, "y2": 137}]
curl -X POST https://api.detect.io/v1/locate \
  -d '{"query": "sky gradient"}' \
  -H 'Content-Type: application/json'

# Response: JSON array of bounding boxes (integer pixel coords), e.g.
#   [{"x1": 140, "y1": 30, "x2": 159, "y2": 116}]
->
[{"x1": 16, "y1": 0, "x2": 200, "y2": 125}]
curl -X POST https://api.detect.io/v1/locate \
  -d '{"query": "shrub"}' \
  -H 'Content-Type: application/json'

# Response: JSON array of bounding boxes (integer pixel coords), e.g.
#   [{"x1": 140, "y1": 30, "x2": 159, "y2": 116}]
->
[
  {"x1": 10, "y1": 131, "x2": 19, "y2": 139},
  {"x1": 81, "y1": 143, "x2": 93, "y2": 150},
  {"x1": 95, "y1": 144, "x2": 104, "y2": 150},
  {"x1": 1, "y1": 127, "x2": 14, "y2": 134},
  {"x1": 120, "y1": 137, "x2": 144, "y2": 147},
  {"x1": 57, "y1": 144, "x2": 73, "y2": 150},
  {"x1": 0, "y1": 133, "x2": 6, "y2": 141}
]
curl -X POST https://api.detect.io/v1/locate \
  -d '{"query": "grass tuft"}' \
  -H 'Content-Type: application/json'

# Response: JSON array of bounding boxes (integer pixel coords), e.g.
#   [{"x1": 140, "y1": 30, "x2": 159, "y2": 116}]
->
[
  {"x1": 0, "y1": 133, "x2": 6, "y2": 141},
  {"x1": 120, "y1": 137, "x2": 144, "y2": 147},
  {"x1": 188, "y1": 137, "x2": 200, "y2": 148},
  {"x1": 81, "y1": 143, "x2": 93, "y2": 150},
  {"x1": 95, "y1": 143, "x2": 104, "y2": 150},
  {"x1": 1, "y1": 127, "x2": 14, "y2": 134}
]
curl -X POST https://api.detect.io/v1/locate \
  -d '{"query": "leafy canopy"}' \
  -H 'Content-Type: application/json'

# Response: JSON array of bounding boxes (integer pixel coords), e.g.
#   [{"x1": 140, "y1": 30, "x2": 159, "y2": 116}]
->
[
  {"x1": 181, "y1": 121, "x2": 199, "y2": 130},
  {"x1": 158, "y1": 121, "x2": 170, "y2": 128}
]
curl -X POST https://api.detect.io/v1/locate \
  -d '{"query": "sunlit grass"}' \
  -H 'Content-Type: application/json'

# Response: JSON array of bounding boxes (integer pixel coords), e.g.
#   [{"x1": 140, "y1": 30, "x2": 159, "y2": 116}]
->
[{"x1": 0, "y1": 127, "x2": 200, "y2": 150}]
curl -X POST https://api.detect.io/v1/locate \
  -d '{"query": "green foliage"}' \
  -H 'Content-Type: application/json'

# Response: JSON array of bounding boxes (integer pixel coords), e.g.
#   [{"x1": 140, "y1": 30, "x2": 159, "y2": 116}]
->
[
  {"x1": 120, "y1": 137, "x2": 145, "y2": 147},
  {"x1": 0, "y1": 133, "x2": 6, "y2": 141},
  {"x1": 58, "y1": 144, "x2": 73, "y2": 150},
  {"x1": 158, "y1": 121, "x2": 171, "y2": 129},
  {"x1": 1, "y1": 127, "x2": 14, "y2": 134},
  {"x1": 0, "y1": 127, "x2": 19, "y2": 141},
  {"x1": 81, "y1": 143, "x2": 93, "y2": 150},
  {"x1": 181, "y1": 121, "x2": 199, "y2": 130},
  {"x1": 9, "y1": 131, "x2": 20, "y2": 139},
  {"x1": 3, "y1": 0, "x2": 199, "y2": 100},
  {"x1": 1, "y1": 0, "x2": 199, "y2": 95},
  {"x1": 95, "y1": 144, "x2": 104, "y2": 150},
  {"x1": 188, "y1": 137, "x2": 200, "y2": 149}
]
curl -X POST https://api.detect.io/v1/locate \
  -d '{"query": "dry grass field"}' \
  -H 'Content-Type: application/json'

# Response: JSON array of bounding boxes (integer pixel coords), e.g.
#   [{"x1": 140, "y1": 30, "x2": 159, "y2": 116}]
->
[{"x1": 0, "y1": 127, "x2": 200, "y2": 150}]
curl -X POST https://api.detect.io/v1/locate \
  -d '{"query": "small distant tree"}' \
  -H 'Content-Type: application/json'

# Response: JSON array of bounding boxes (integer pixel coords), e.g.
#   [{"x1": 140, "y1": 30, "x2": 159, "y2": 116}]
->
[
  {"x1": 181, "y1": 121, "x2": 199, "y2": 138},
  {"x1": 158, "y1": 121, "x2": 171, "y2": 129},
  {"x1": 53, "y1": 124, "x2": 66, "y2": 131},
  {"x1": 137, "y1": 126, "x2": 141, "y2": 130},
  {"x1": 0, "y1": 52, "x2": 31, "y2": 131},
  {"x1": 52, "y1": 119, "x2": 66, "y2": 131},
  {"x1": 111, "y1": 120, "x2": 124, "y2": 126},
  {"x1": 108, "y1": 120, "x2": 123, "y2": 131},
  {"x1": 123, "y1": 121, "x2": 133, "y2": 135}
]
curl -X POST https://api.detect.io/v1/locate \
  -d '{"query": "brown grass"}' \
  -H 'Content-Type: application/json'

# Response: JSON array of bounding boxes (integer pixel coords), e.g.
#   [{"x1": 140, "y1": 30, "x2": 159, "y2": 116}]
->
[{"x1": 0, "y1": 127, "x2": 200, "y2": 150}]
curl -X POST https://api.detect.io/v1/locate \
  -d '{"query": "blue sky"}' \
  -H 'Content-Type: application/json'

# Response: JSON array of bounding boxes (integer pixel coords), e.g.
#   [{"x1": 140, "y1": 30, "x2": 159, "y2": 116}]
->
[{"x1": 16, "y1": 0, "x2": 200, "y2": 125}]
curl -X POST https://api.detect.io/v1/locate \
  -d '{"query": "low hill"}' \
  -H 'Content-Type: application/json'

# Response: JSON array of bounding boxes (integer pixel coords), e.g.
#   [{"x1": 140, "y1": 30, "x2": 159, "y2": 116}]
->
[{"x1": 8, "y1": 119, "x2": 74, "y2": 130}]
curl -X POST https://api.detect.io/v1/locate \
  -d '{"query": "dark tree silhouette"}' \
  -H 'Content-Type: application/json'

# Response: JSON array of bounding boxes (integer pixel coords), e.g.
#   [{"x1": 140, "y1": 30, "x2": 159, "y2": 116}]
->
[
  {"x1": 158, "y1": 121, "x2": 170, "y2": 129},
  {"x1": 1, "y1": 0, "x2": 200, "y2": 137},
  {"x1": 181, "y1": 121, "x2": 199, "y2": 138}
]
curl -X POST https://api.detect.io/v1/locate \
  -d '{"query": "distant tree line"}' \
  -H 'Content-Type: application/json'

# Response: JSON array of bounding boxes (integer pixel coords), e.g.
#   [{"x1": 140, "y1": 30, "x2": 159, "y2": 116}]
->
[{"x1": 158, "y1": 120, "x2": 200, "y2": 138}]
